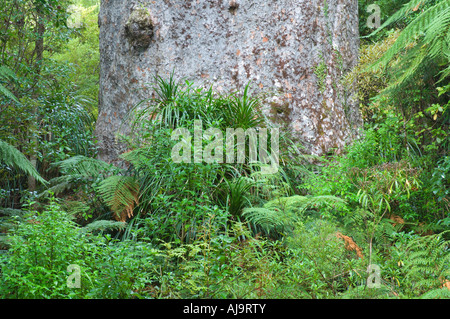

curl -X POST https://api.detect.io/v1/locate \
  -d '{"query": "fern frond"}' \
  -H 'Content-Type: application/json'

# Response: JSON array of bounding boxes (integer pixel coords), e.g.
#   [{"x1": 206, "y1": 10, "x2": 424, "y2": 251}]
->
[
  {"x1": 438, "y1": 63, "x2": 450, "y2": 82},
  {"x1": 425, "y1": 8, "x2": 450, "y2": 60},
  {"x1": 420, "y1": 288, "x2": 450, "y2": 299},
  {"x1": 370, "y1": 1, "x2": 450, "y2": 70},
  {"x1": 44, "y1": 177, "x2": 74, "y2": 196},
  {"x1": 97, "y1": 175, "x2": 140, "y2": 222},
  {"x1": 0, "y1": 65, "x2": 17, "y2": 80},
  {"x1": 44, "y1": 156, "x2": 119, "y2": 196},
  {"x1": 55, "y1": 155, "x2": 118, "y2": 178},
  {"x1": 367, "y1": 0, "x2": 426, "y2": 38},
  {"x1": 82, "y1": 220, "x2": 127, "y2": 233},
  {"x1": 61, "y1": 200, "x2": 91, "y2": 216},
  {"x1": 243, "y1": 195, "x2": 346, "y2": 237},
  {"x1": 120, "y1": 148, "x2": 150, "y2": 170},
  {"x1": 421, "y1": 6, "x2": 450, "y2": 84},
  {"x1": 384, "y1": 44, "x2": 429, "y2": 90},
  {"x1": 0, "y1": 84, "x2": 19, "y2": 103},
  {"x1": 264, "y1": 195, "x2": 346, "y2": 215},
  {"x1": 404, "y1": 231, "x2": 450, "y2": 295},
  {"x1": 242, "y1": 207, "x2": 286, "y2": 235},
  {"x1": 367, "y1": 0, "x2": 450, "y2": 89},
  {"x1": 0, "y1": 139, "x2": 47, "y2": 185},
  {"x1": 0, "y1": 208, "x2": 26, "y2": 217}
]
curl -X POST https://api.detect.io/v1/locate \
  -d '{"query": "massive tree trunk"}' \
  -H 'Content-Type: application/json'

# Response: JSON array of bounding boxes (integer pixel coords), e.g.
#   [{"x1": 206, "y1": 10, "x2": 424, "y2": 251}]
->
[{"x1": 96, "y1": 0, "x2": 362, "y2": 164}]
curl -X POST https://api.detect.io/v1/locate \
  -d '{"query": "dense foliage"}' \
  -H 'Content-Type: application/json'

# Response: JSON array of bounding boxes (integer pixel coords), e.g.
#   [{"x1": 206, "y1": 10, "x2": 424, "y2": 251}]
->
[{"x1": 0, "y1": 0, "x2": 449, "y2": 299}]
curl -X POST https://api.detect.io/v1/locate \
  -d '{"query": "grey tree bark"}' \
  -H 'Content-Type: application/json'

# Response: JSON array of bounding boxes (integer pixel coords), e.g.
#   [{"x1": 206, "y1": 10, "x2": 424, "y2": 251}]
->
[{"x1": 95, "y1": 0, "x2": 362, "y2": 164}]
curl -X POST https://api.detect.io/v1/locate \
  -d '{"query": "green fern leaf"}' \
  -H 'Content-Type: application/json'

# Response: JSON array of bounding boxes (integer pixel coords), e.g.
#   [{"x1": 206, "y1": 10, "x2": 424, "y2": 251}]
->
[
  {"x1": 243, "y1": 195, "x2": 346, "y2": 237},
  {"x1": 55, "y1": 155, "x2": 117, "y2": 178},
  {"x1": 367, "y1": 0, "x2": 450, "y2": 89},
  {"x1": 82, "y1": 220, "x2": 127, "y2": 233},
  {"x1": 0, "y1": 139, "x2": 47, "y2": 185},
  {"x1": 242, "y1": 207, "x2": 286, "y2": 235},
  {"x1": 97, "y1": 175, "x2": 140, "y2": 221}
]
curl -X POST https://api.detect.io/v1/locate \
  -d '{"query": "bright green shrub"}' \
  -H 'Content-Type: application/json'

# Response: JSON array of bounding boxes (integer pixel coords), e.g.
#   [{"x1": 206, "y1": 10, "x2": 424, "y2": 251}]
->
[
  {"x1": 286, "y1": 219, "x2": 366, "y2": 298},
  {"x1": 0, "y1": 197, "x2": 101, "y2": 298},
  {"x1": 87, "y1": 238, "x2": 160, "y2": 299}
]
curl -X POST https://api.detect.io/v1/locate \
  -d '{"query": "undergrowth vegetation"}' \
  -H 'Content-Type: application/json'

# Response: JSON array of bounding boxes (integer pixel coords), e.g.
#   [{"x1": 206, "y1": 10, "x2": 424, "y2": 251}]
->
[{"x1": 0, "y1": 0, "x2": 449, "y2": 299}]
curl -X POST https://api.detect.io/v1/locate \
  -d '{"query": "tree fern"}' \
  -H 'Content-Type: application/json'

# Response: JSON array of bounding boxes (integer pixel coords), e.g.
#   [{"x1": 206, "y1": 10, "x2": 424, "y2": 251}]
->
[
  {"x1": 0, "y1": 139, "x2": 47, "y2": 185},
  {"x1": 46, "y1": 155, "x2": 120, "y2": 195},
  {"x1": 45, "y1": 154, "x2": 143, "y2": 223},
  {"x1": 55, "y1": 155, "x2": 118, "y2": 178},
  {"x1": 242, "y1": 207, "x2": 287, "y2": 237},
  {"x1": 96, "y1": 175, "x2": 140, "y2": 222},
  {"x1": 367, "y1": 0, "x2": 450, "y2": 89},
  {"x1": 44, "y1": 155, "x2": 135, "y2": 224},
  {"x1": 370, "y1": 0, "x2": 428, "y2": 34}
]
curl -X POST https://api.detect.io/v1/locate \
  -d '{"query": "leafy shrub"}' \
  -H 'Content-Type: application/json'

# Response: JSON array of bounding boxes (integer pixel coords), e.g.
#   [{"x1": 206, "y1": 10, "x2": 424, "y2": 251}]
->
[
  {"x1": 0, "y1": 197, "x2": 101, "y2": 298},
  {"x1": 286, "y1": 219, "x2": 366, "y2": 298},
  {"x1": 87, "y1": 238, "x2": 160, "y2": 299},
  {"x1": 430, "y1": 156, "x2": 450, "y2": 203}
]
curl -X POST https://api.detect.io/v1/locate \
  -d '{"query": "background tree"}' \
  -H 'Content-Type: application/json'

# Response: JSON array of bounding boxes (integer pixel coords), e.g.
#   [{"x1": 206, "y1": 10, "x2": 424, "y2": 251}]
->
[{"x1": 0, "y1": 0, "x2": 98, "y2": 207}]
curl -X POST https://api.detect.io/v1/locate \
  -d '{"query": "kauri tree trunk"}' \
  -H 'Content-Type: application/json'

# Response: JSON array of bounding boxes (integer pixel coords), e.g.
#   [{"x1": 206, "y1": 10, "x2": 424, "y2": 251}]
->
[{"x1": 95, "y1": 0, "x2": 362, "y2": 164}]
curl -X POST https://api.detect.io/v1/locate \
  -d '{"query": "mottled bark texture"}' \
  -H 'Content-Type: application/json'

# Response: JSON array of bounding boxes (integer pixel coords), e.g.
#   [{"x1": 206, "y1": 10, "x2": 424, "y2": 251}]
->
[{"x1": 96, "y1": 0, "x2": 362, "y2": 164}]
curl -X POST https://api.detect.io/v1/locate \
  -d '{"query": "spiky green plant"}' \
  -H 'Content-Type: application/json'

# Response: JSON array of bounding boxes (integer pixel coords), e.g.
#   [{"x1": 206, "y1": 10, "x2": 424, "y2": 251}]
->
[
  {"x1": 220, "y1": 84, "x2": 265, "y2": 130},
  {"x1": 220, "y1": 176, "x2": 253, "y2": 218},
  {"x1": 128, "y1": 74, "x2": 265, "y2": 134}
]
